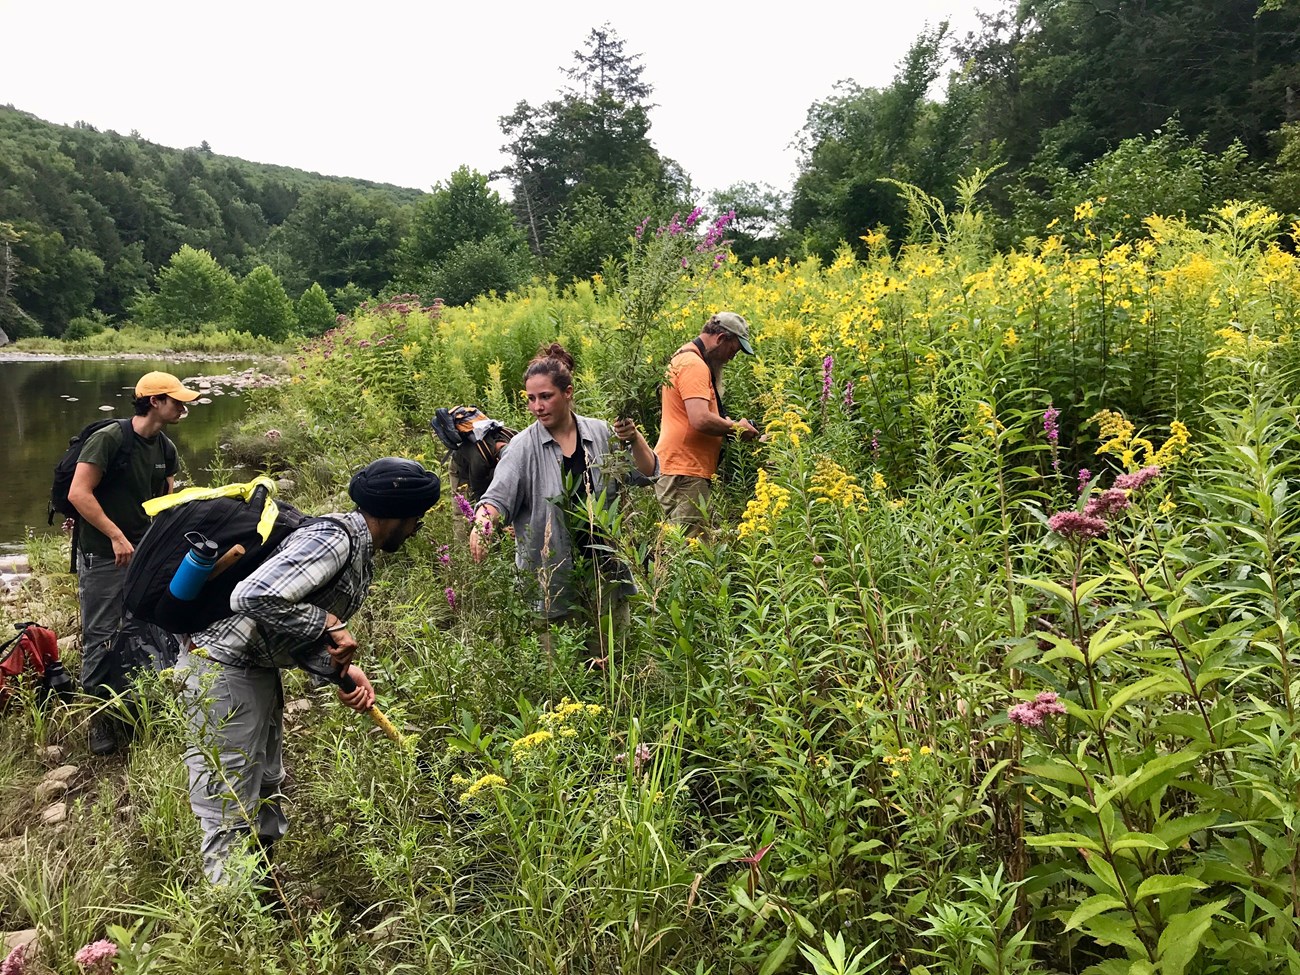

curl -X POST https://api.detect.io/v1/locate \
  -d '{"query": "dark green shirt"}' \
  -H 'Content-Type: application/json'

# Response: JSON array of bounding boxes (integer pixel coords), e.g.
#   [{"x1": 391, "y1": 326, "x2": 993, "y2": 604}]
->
[{"x1": 76, "y1": 421, "x2": 176, "y2": 558}]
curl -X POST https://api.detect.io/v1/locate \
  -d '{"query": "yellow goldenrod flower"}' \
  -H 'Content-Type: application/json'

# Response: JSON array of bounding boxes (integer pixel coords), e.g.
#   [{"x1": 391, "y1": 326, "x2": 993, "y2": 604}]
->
[
  {"x1": 738, "y1": 469, "x2": 792, "y2": 539},
  {"x1": 459, "y1": 773, "x2": 507, "y2": 803}
]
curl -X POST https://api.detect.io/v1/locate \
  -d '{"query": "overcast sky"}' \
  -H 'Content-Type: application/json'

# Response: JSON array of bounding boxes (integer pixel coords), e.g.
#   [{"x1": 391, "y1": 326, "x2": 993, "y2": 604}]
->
[{"x1": 3, "y1": 0, "x2": 990, "y2": 200}]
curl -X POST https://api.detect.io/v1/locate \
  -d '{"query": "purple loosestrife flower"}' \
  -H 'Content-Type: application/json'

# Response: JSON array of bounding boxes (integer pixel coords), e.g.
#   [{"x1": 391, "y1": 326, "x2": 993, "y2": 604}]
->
[
  {"x1": 871, "y1": 430, "x2": 881, "y2": 462},
  {"x1": 1043, "y1": 406, "x2": 1060, "y2": 445},
  {"x1": 454, "y1": 493, "x2": 475, "y2": 521},
  {"x1": 1083, "y1": 488, "x2": 1130, "y2": 521},
  {"x1": 1078, "y1": 468, "x2": 1092, "y2": 494},
  {"x1": 634, "y1": 217, "x2": 651, "y2": 239},
  {"x1": 437, "y1": 544, "x2": 451, "y2": 565},
  {"x1": 843, "y1": 380, "x2": 855, "y2": 408},
  {"x1": 1113, "y1": 465, "x2": 1161, "y2": 492},
  {"x1": 668, "y1": 213, "x2": 684, "y2": 235},
  {"x1": 821, "y1": 355, "x2": 834, "y2": 403},
  {"x1": 685, "y1": 206, "x2": 702, "y2": 228},
  {"x1": 1044, "y1": 405, "x2": 1061, "y2": 470},
  {"x1": 445, "y1": 587, "x2": 456, "y2": 610},
  {"x1": 74, "y1": 940, "x2": 117, "y2": 975},
  {"x1": 1048, "y1": 510, "x2": 1109, "y2": 540}
]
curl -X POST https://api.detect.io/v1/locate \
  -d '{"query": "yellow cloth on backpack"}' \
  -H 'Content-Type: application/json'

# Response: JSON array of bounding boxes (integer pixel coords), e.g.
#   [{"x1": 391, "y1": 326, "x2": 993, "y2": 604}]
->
[{"x1": 141, "y1": 476, "x2": 281, "y2": 543}]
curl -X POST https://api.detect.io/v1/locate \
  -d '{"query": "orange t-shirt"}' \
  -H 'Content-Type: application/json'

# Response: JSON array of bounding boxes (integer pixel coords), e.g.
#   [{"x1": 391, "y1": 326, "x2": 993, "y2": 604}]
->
[{"x1": 655, "y1": 344, "x2": 723, "y2": 478}]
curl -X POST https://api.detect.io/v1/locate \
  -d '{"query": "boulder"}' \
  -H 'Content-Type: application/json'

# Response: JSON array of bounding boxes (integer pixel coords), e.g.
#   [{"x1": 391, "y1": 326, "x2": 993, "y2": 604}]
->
[
  {"x1": 40, "y1": 802, "x2": 67, "y2": 826},
  {"x1": 36, "y1": 744, "x2": 65, "y2": 765},
  {"x1": 0, "y1": 325, "x2": 9, "y2": 348},
  {"x1": 3, "y1": 928, "x2": 38, "y2": 953}
]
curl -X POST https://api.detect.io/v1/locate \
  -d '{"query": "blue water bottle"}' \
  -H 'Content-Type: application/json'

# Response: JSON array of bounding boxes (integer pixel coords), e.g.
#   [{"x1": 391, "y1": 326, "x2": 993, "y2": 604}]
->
[{"x1": 169, "y1": 532, "x2": 219, "y2": 601}]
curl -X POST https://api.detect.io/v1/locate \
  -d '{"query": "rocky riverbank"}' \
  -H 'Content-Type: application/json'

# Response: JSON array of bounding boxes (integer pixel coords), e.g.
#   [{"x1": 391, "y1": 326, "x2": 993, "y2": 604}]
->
[
  {"x1": 0, "y1": 553, "x2": 30, "y2": 597},
  {"x1": 0, "y1": 350, "x2": 276, "y2": 363}
]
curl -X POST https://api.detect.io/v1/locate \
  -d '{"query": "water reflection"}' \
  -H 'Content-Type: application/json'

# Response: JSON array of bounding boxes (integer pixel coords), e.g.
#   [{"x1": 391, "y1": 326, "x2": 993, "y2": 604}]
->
[{"x1": 1, "y1": 358, "x2": 261, "y2": 553}]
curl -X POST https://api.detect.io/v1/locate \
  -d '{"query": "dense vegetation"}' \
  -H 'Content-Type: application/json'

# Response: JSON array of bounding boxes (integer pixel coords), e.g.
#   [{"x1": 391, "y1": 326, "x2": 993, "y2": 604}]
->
[
  {"x1": 4, "y1": 1, "x2": 1299, "y2": 345},
  {"x1": 4, "y1": 182, "x2": 1300, "y2": 973}
]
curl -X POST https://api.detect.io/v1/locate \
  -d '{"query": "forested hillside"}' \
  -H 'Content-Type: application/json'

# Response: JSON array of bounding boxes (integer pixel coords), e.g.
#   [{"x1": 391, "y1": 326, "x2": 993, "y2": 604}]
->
[{"x1": 2, "y1": 0, "x2": 1298, "y2": 343}]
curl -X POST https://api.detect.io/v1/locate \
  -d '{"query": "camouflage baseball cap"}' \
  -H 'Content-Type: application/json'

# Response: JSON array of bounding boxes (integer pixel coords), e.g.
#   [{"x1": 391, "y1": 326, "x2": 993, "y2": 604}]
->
[{"x1": 707, "y1": 311, "x2": 754, "y2": 355}]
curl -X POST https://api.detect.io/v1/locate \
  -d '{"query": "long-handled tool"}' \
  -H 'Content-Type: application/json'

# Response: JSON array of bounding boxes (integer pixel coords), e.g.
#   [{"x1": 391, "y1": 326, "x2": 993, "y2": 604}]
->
[{"x1": 334, "y1": 665, "x2": 407, "y2": 746}]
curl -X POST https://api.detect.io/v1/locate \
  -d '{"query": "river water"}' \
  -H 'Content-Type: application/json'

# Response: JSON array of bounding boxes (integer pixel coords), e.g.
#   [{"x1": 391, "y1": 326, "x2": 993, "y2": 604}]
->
[{"x1": 1, "y1": 357, "x2": 262, "y2": 554}]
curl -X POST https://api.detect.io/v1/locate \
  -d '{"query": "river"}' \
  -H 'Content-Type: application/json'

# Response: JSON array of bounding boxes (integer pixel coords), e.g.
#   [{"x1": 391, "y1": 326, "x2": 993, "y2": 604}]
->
[{"x1": 1, "y1": 356, "x2": 268, "y2": 555}]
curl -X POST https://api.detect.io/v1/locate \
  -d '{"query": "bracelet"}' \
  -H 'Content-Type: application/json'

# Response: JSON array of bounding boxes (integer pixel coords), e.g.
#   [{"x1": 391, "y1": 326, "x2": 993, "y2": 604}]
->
[{"x1": 326, "y1": 623, "x2": 348, "y2": 633}]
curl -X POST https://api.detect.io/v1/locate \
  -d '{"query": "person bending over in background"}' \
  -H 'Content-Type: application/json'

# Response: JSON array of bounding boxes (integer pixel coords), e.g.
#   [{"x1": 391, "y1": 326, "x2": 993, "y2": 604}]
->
[
  {"x1": 178, "y1": 458, "x2": 440, "y2": 885},
  {"x1": 469, "y1": 343, "x2": 657, "y2": 659}
]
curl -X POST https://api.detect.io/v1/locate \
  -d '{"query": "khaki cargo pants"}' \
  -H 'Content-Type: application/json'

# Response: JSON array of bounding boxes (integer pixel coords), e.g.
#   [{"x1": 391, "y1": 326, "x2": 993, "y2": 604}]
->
[{"x1": 654, "y1": 474, "x2": 712, "y2": 537}]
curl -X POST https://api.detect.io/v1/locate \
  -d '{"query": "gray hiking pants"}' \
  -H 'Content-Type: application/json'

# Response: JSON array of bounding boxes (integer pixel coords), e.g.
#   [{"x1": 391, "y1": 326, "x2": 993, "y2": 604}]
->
[
  {"x1": 77, "y1": 550, "x2": 131, "y2": 697},
  {"x1": 178, "y1": 648, "x2": 288, "y2": 884},
  {"x1": 77, "y1": 550, "x2": 179, "y2": 699}
]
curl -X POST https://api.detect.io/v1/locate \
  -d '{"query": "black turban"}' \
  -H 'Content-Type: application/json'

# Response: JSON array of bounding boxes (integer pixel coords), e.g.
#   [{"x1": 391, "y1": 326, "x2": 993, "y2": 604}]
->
[{"x1": 349, "y1": 458, "x2": 441, "y2": 519}]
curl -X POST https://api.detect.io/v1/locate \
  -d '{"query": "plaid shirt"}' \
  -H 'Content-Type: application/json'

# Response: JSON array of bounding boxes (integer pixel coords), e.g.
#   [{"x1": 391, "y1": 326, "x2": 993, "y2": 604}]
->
[{"x1": 192, "y1": 511, "x2": 374, "y2": 673}]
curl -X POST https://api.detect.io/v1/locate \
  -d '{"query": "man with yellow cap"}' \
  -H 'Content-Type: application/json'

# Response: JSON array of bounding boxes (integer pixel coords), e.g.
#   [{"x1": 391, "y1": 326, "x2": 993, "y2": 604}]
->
[{"x1": 68, "y1": 370, "x2": 199, "y2": 754}]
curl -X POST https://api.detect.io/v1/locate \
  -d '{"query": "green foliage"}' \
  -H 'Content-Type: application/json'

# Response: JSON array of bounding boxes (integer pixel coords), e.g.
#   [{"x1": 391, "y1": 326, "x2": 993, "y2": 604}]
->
[
  {"x1": 1268, "y1": 122, "x2": 1300, "y2": 218},
  {"x1": 419, "y1": 235, "x2": 534, "y2": 307},
  {"x1": 1006, "y1": 122, "x2": 1256, "y2": 245},
  {"x1": 134, "y1": 244, "x2": 237, "y2": 331},
  {"x1": 708, "y1": 182, "x2": 791, "y2": 265},
  {"x1": 262, "y1": 184, "x2": 405, "y2": 295},
  {"x1": 294, "y1": 281, "x2": 337, "y2": 336},
  {"x1": 62, "y1": 310, "x2": 109, "y2": 341},
  {"x1": 393, "y1": 167, "x2": 534, "y2": 306},
  {"x1": 0, "y1": 105, "x2": 421, "y2": 330},
  {"x1": 791, "y1": 25, "x2": 969, "y2": 259},
  {"x1": 499, "y1": 24, "x2": 681, "y2": 263},
  {"x1": 233, "y1": 264, "x2": 295, "y2": 340}
]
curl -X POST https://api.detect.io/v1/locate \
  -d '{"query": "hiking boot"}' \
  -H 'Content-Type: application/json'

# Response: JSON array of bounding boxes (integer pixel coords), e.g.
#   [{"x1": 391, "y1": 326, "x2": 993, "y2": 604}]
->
[{"x1": 88, "y1": 716, "x2": 119, "y2": 756}]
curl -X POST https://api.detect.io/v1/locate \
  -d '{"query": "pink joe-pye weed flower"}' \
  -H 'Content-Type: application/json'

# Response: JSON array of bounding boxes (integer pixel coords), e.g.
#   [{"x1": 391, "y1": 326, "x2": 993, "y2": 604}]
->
[
  {"x1": 1009, "y1": 691, "x2": 1068, "y2": 728},
  {"x1": 1083, "y1": 488, "x2": 1130, "y2": 521},
  {"x1": 615, "y1": 742, "x2": 653, "y2": 772},
  {"x1": 74, "y1": 940, "x2": 118, "y2": 975},
  {"x1": 1048, "y1": 510, "x2": 1109, "y2": 540},
  {"x1": 1113, "y1": 465, "x2": 1162, "y2": 492},
  {"x1": 1007, "y1": 702, "x2": 1045, "y2": 727},
  {"x1": 1034, "y1": 691, "x2": 1067, "y2": 716},
  {"x1": 1, "y1": 943, "x2": 30, "y2": 975}
]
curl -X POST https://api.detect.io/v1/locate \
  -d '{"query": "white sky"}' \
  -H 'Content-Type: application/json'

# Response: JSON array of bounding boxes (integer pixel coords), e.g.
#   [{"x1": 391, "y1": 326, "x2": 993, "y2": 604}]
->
[{"x1": 2, "y1": 0, "x2": 989, "y2": 201}]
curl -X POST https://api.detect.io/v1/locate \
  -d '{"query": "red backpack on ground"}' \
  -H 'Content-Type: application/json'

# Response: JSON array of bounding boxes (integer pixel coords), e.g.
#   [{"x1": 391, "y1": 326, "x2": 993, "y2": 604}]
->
[{"x1": 0, "y1": 622, "x2": 74, "y2": 708}]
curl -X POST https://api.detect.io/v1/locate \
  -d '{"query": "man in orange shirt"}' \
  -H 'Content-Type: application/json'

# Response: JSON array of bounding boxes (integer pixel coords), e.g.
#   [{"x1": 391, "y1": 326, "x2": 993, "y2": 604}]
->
[{"x1": 654, "y1": 311, "x2": 761, "y2": 535}]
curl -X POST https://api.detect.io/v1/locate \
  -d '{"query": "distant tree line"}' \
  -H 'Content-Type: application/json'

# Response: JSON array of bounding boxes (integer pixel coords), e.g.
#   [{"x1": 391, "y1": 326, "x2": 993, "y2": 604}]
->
[{"x1": 2, "y1": 0, "x2": 1298, "y2": 339}]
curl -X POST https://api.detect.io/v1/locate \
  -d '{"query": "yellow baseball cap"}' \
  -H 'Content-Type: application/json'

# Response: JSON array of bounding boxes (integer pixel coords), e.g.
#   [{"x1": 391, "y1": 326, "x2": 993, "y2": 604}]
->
[{"x1": 135, "y1": 371, "x2": 201, "y2": 402}]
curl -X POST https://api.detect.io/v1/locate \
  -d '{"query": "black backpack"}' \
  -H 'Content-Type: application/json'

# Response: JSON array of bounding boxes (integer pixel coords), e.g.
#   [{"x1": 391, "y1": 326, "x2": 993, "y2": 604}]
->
[
  {"x1": 49, "y1": 417, "x2": 176, "y2": 572},
  {"x1": 122, "y1": 478, "x2": 351, "y2": 635},
  {"x1": 431, "y1": 406, "x2": 515, "y2": 502}
]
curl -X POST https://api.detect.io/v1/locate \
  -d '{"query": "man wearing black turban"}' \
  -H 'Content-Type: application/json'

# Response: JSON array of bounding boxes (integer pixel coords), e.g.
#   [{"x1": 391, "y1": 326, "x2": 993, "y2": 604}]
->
[{"x1": 180, "y1": 458, "x2": 440, "y2": 885}]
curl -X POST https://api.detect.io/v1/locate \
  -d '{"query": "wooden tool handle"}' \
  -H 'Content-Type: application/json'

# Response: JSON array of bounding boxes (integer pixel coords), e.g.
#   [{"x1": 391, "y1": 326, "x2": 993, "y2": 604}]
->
[{"x1": 208, "y1": 544, "x2": 246, "y2": 580}]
